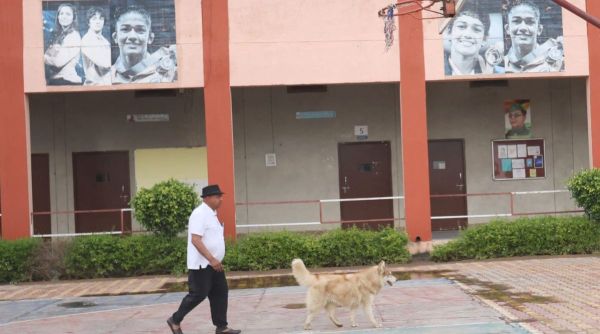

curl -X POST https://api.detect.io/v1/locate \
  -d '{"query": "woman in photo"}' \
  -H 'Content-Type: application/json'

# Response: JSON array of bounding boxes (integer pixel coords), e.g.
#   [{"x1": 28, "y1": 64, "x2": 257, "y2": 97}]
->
[
  {"x1": 44, "y1": 3, "x2": 83, "y2": 85},
  {"x1": 444, "y1": 8, "x2": 502, "y2": 75},
  {"x1": 81, "y1": 7, "x2": 111, "y2": 85}
]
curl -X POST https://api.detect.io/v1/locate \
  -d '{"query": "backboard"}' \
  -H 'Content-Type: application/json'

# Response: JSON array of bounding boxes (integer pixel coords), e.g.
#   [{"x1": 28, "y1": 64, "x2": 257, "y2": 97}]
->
[{"x1": 439, "y1": 0, "x2": 466, "y2": 34}]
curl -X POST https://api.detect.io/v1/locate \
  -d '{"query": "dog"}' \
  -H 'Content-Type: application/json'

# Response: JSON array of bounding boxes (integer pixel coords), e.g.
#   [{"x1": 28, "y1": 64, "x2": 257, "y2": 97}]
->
[{"x1": 291, "y1": 259, "x2": 397, "y2": 330}]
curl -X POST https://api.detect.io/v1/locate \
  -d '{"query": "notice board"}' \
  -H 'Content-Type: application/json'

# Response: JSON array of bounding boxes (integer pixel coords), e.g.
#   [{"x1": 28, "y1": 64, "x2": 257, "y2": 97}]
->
[{"x1": 492, "y1": 139, "x2": 545, "y2": 180}]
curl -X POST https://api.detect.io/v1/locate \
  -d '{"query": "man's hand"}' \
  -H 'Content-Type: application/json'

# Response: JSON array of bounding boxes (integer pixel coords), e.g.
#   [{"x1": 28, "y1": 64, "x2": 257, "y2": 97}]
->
[{"x1": 209, "y1": 258, "x2": 224, "y2": 272}]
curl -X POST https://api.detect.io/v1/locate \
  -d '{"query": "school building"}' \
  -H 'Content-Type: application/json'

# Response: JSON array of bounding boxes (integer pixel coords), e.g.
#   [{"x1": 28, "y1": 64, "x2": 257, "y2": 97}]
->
[{"x1": 1, "y1": 0, "x2": 599, "y2": 242}]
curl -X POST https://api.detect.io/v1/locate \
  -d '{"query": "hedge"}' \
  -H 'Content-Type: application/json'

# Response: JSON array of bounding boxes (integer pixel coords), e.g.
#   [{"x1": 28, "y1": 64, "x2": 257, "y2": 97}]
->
[
  {"x1": 0, "y1": 228, "x2": 410, "y2": 283},
  {"x1": 0, "y1": 238, "x2": 41, "y2": 283},
  {"x1": 431, "y1": 216, "x2": 600, "y2": 262},
  {"x1": 64, "y1": 235, "x2": 187, "y2": 278},
  {"x1": 224, "y1": 228, "x2": 411, "y2": 271}
]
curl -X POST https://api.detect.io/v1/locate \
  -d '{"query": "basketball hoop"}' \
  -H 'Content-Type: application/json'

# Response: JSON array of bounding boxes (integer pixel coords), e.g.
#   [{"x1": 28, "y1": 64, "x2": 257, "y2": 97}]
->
[{"x1": 379, "y1": 0, "x2": 465, "y2": 50}]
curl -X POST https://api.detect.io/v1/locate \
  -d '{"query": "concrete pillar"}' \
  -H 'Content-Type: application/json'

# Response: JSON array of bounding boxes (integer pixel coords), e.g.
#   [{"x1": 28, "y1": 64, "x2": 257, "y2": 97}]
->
[
  {"x1": 0, "y1": 1, "x2": 31, "y2": 239},
  {"x1": 587, "y1": 0, "x2": 600, "y2": 168},
  {"x1": 202, "y1": 0, "x2": 236, "y2": 239},
  {"x1": 398, "y1": 11, "x2": 432, "y2": 242}
]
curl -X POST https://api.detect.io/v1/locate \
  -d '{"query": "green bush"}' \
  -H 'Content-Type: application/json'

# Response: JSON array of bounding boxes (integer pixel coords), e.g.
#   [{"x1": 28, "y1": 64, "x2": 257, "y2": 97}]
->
[
  {"x1": 131, "y1": 179, "x2": 200, "y2": 237},
  {"x1": 2, "y1": 229, "x2": 410, "y2": 282},
  {"x1": 568, "y1": 169, "x2": 600, "y2": 221},
  {"x1": 0, "y1": 238, "x2": 41, "y2": 283},
  {"x1": 431, "y1": 216, "x2": 600, "y2": 262},
  {"x1": 224, "y1": 231, "x2": 317, "y2": 271},
  {"x1": 224, "y1": 228, "x2": 411, "y2": 271},
  {"x1": 65, "y1": 235, "x2": 186, "y2": 278}
]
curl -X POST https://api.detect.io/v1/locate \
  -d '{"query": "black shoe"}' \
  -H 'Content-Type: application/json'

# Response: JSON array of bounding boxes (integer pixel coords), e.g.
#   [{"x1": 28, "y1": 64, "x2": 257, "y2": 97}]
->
[
  {"x1": 167, "y1": 317, "x2": 184, "y2": 334},
  {"x1": 216, "y1": 327, "x2": 241, "y2": 334}
]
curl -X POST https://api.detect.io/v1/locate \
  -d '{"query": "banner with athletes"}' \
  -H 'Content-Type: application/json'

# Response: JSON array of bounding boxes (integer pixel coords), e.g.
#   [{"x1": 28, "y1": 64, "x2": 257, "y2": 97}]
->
[{"x1": 42, "y1": 0, "x2": 177, "y2": 86}]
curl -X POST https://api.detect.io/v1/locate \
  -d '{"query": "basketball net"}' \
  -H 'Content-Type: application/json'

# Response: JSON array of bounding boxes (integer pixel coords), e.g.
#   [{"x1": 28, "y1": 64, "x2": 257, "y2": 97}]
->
[{"x1": 383, "y1": 5, "x2": 397, "y2": 51}]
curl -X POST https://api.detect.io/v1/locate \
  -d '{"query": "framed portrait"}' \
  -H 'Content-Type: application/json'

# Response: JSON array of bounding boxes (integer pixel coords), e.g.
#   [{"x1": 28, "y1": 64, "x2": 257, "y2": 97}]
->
[{"x1": 504, "y1": 99, "x2": 532, "y2": 139}]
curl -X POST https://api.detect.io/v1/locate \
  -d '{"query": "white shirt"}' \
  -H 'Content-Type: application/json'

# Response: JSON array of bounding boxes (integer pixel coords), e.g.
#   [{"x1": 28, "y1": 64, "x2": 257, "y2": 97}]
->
[
  {"x1": 81, "y1": 31, "x2": 111, "y2": 86},
  {"x1": 45, "y1": 31, "x2": 82, "y2": 84},
  {"x1": 187, "y1": 203, "x2": 225, "y2": 270}
]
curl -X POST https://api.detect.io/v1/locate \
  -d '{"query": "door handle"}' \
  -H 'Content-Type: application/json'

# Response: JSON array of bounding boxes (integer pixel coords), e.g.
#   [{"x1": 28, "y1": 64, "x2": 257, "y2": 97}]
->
[
  {"x1": 456, "y1": 172, "x2": 464, "y2": 191},
  {"x1": 342, "y1": 176, "x2": 351, "y2": 194}
]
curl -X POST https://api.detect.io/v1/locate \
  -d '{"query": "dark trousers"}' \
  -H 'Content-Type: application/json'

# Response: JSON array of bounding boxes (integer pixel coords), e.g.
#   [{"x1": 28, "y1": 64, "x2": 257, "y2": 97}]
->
[{"x1": 172, "y1": 266, "x2": 228, "y2": 328}]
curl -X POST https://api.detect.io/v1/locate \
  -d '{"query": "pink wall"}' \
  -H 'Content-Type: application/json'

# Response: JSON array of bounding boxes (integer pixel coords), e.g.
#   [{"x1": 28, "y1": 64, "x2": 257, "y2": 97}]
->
[
  {"x1": 229, "y1": 0, "x2": 400, "y2": 86},
  {"x1": 23, "y1": 0, "x2": 590, "y2": 92}
]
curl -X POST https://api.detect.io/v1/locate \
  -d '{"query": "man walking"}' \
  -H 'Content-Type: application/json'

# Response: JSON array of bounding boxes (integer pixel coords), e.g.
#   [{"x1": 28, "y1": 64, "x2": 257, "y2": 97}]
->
[{"x1": 167, "y1": 185, "x2": 241, "y2": 334}]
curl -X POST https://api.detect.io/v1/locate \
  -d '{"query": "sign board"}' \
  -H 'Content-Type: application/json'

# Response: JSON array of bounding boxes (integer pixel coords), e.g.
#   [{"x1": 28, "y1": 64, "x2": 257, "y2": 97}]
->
[
  {"x1": 354, "y1": 125, "x2": 368, "y2": 136},
  {"x1": 127, "y1": 114, "x2": 170, "y2": 122},
  {"x1": 265, "y1": 153, "x2": 277, "y2": 167},
  {"x1": 296, "y1": 111, "x2": 336, "y2": 119},
  {"x1": 492, "y1": 139, "x2": 545, "y2": 180}
]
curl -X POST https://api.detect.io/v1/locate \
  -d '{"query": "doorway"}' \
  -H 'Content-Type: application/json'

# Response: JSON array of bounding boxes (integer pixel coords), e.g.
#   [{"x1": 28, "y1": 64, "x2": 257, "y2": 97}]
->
[
  {"x1": 428, "y1": 139, "x2": 467, "y2": 231},
  {"x1": 338, "y1": 141, "x2": 394, "y2": 229},
  {"x1": 32, "y1": 154, "x2": 51, "y2": 235},
  {"x1": 73, "y1": 151, "x2": 131, "y2": 233}
]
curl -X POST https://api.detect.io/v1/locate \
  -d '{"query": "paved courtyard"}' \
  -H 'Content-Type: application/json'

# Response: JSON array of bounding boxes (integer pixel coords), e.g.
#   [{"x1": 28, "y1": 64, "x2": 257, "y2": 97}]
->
[
  {"x1": 0, "y1": 279, "x2": 527, "y2": 334},
  {"x1": 0, "y1": 255, "x2": 599, "y2": 333}
]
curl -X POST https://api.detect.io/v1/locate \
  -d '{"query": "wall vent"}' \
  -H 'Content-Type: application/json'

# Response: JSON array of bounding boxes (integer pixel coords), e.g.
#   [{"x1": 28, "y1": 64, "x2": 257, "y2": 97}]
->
[
  {"x1": 469, "y1": 80, "x2": 509, "y2": 88},
  {"x1": 286, "y1": 85, "x2": 328, "y2": 94},
  {"x1": 134, "y1": 89, "x2": 179, "y2": 98}
]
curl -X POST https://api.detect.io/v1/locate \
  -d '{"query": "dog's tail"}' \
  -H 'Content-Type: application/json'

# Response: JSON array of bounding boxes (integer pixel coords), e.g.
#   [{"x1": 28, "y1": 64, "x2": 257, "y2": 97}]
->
[{"x1": 291, "y1": 259, "x2": 317, "y2": 287}]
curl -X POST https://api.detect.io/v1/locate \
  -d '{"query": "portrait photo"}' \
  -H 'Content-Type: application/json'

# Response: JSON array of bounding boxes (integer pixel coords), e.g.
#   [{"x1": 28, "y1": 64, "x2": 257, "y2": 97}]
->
[
  {"x1": 42, "y1": 0, "x2": 177, "y2": 86},
  {"x1": 504, "y1": 99, "x2": 532, "y2": 139},
  {"x1": 443, "y1": 0, "x2": 564, "y2": 76}
]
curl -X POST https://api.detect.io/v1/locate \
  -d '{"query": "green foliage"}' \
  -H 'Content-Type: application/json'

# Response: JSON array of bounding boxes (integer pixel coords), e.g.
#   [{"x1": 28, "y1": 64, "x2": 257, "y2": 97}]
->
[
  {"x1": 131, "y1": 179, "x2": 200, "y2": 237},
  {"x1": 223, "y1": 228, "x2": 411, "y2": 271},
  {"x1": 431, "y1": 216, "x2": 600, "y2": 262},
  {"x1": 64, "y1": 235, "x2": 186, "y2": 278},
  {"x1": 0, "y1": 238, "x2": 41, "y2": 283},
  {"x1": 2, "y1": 229, "x2": 410, "y2": 283},
  {"x1": 568, "y1": 169, "x2": 600, "y2": 221}
]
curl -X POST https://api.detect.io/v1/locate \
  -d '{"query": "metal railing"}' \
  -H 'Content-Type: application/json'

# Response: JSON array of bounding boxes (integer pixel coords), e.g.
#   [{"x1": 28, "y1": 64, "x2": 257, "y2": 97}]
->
[
  {"x1": 9, "y1": 189, "x2": 583, "y2": 237},
  {"x1": 30, "y1": 208, "x2": 134, "y2": 238},
  {"x1": 236, "y1": 189, "x2": 583, "y2": 228}
]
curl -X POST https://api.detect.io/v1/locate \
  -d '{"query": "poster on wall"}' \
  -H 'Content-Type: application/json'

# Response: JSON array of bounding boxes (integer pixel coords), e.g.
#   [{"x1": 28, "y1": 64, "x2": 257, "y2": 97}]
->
[
  {"x1": 492, "y1": 138, "x2": 545, "y2": 180},
  {"x1": 443, "y1": 0, "x2": 564, "y2": 76},
  {"x1": 504, "y1": 99, "x2": 532, "y2": 139},
  {"x1": 42, "y1": 0, "x2": 177, "y2": 86}
]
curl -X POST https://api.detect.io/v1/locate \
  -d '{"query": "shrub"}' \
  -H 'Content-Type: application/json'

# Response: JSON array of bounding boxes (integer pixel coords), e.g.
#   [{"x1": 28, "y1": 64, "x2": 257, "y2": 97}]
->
[
  {"x1": 64, "y1": 235, "x2": 186, "y2": 278},
  {"x1": 568, "y1": 169, "x2": 600, "y2": 221},
  {"x1": 131, "y1": 179, "x2": 200, "y2": 237},
  {"x1": 224, "y1": 231, "x2": 317, "y2": 271},
  {"x1": 31, "y1": 238, "x2": 71, "y2": 281},
  {"x1": 224, "y1": 228, "x2": 411, "y2": 271},
  {"x1": 0, "y1": 238, "x2": 41, "y2": 283},
  {"x1": 2, "y1": 229, "x2": 410, "y2": 282},
  {"x1": 431, "y1": 216, "x2": 600, "y2": 262}
]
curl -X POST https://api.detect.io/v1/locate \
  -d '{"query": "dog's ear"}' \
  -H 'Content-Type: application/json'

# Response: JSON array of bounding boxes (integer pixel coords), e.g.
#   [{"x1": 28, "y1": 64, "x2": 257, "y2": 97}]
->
[{"x1": 378, "y1": 261, "x2": 386, "y2": 274}]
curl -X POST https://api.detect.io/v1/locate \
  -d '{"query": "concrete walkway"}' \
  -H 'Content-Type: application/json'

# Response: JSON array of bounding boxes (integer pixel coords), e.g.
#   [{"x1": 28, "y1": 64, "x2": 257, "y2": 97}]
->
[
  {"x1": 2, "y1": 255, "x2": 600, "y2": 333},
  {"x1": 0, "y1": 279, "x2": 527, "y2": 334}
]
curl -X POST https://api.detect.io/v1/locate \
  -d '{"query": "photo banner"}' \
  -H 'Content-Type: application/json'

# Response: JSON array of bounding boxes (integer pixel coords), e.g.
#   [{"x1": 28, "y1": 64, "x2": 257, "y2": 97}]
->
[
  {"x1": 42, "y1": 0, "x2": 177, "y2": 86},
  {"x1": 443, "y1": 0, "x2": 564, "y2": 76}
]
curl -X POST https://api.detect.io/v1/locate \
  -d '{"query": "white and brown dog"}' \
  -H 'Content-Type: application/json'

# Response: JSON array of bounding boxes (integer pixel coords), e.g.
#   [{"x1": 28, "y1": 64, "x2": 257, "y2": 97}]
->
[{"x1": 291, "y1": 259, "x2": 397, "y2": 330}]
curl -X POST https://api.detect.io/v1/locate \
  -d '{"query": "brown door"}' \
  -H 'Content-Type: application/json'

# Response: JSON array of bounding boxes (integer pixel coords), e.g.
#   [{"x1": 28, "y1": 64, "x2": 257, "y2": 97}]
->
[
  {"x1": 429, "y1": 140, "x2": 467, "y2": 231},
  {"x1": 73, "y1": 151, "x2": 131, "y2": 233},
  {"x1": 32, "y1": 154, "x2": 51, "y2": 235},
  {"x1": 338, "y1": 142, "x2": 393, "y2": 230}
]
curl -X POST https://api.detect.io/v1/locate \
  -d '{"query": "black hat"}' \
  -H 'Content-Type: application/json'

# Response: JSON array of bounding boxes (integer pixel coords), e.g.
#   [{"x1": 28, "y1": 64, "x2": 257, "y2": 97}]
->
[{"x1": 201, "y1": 184, "x2": 225, "y2": 198}]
